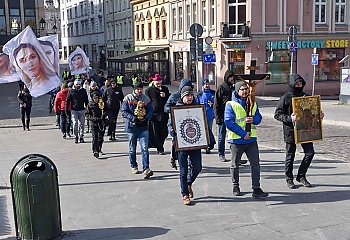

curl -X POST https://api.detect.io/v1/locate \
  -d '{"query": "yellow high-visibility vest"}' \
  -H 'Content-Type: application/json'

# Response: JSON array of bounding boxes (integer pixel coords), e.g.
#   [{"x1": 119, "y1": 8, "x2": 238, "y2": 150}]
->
[
  {"x1": 131, "y1": 77, "x2": 138, "y2": 85},
  {"x1": 116, "y1": 75, "x2": 124, "y2": 84},
  {"x1": 226, "y1": 101, "x2": 257, "y2": 140}
]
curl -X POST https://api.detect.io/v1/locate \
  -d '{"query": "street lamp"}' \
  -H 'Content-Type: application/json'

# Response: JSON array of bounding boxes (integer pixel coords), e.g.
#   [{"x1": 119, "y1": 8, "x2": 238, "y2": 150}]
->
[
  {"x1": 37, "y1": 18, "x2": 46, "y2": 36},
  {"x1": 52, "y1": 24, "x2": 57, "y2": 34},
  {"x1": 11, "y1": 18, "x2": 21, "y2": 35}
]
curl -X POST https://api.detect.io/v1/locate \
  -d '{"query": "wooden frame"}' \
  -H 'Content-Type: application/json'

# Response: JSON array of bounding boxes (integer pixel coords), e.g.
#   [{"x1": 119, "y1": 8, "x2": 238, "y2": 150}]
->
[
  {"x1": 170, "y1": 105, "x2": 209, "y2": 151},
  {"x1": 292, "y1": 95, "x2": 323, "y2": 144}
]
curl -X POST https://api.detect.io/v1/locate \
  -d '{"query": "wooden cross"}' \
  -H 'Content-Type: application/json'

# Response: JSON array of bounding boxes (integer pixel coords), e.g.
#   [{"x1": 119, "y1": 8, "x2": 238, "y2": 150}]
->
[{"x1": 233, "y1": 60, "x2": 270, "y2": 133}]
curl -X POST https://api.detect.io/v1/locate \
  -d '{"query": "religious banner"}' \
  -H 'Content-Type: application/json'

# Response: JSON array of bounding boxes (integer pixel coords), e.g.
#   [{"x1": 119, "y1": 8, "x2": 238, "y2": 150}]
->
[
  {"x1": 68, "y1": 46, "x2": 90, "y2": 76},
  {"x1": 2, "y1": 26, "x2": 61, "y2": 97},
  {"x1": 0, "y1": 52, "x2": 19, "y2": 84},
  {"x1": 171, "y1": 105, "x2": 209, "y2": 151},
  {"x1": 292, "y1": 95, "x2": 323, "y2": 144},
  {"x1": 38, "y1": 35, "x2": 60, "y2": 75}
]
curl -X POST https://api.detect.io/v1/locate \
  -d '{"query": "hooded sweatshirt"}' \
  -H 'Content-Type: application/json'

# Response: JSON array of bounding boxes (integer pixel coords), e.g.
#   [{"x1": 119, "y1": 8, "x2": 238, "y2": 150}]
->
[
  {"x1": 164, "y1": 79, "x2": 193, "y2": 113},
  {"x1": 274, "y1": 73, "x2": 307, "y2": 143},
  {"x1": 214, "y1": 70, "x2": 234, "y2": 124}
]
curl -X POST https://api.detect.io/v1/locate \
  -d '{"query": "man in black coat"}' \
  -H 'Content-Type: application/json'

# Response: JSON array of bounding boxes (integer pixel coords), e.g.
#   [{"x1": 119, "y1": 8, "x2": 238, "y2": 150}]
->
[
  {"x1": 102, "y1": 79, "x2": 124, "y2": 141},
  {"x1": 145, "y1": 77, "x2": 170, "y2": 154},
  {"x1": 274, "y1": 73, "x2": 319, "y2": 189}
]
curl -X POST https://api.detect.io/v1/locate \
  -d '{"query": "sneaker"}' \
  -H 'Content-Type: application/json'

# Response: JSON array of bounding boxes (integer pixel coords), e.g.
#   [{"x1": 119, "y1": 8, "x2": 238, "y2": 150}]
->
[
  {"x1": 252, "y1": 188, "x2": 269, "y2": 198},
  {"x1": 143, "y1": 168, "x2": 153, "y2": 179},
  {"x1": 240, "y1": 159, "x2": 248, "y2": 165},
  {"x1": 296, "y1": 177, "x2": 312, "y2": 188},
  {"x1": 131, "y1": 167, "x2": 139, "y2": 174},
  {"x1": 286, "y1": 179, "x2": 296, "y2": 189},
  {"x1": 219, "y1": 156, "x2": 229, "y2": 162},
  {"x1": 183, "y1": 195, "x2": 191, "y2": 205},
  {"x1": 27, "y1": 128, "x2": 30, "y2": 131},
  {"x1": 188, "y1": 185, "x2": 194, "y2": 198},
  {"x1": 205, "y1": 148, "x2": 211, "y2": 154},
  {"x1": 170, "y1": 158, "x2": 177, "y2": 170},
  {"x1": 63, "y1": 133, "x2": 67, "y2": 139},
  {"x1": 233, "y1": 187, "x2": 242, "y2": 196},
  {"x1": 93, "y1": 151, "x2": 99, "y2": 158},
  {"x1": 67, "y1": 133, "x2": 72, "y2": 138},
  {"x1": 75, "y1": 137, "x2": 79, "y2": 144},
  {"x1": 79, "y1": 138, "x2": 84, "y2": 143},
  {"x1": 158, "y1": 151, "x2": 166, "y2": 155}
]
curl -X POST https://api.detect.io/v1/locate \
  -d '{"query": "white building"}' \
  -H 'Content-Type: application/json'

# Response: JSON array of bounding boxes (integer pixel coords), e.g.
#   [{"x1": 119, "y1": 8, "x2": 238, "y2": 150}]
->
[
  {"x1": 60, "y1": 0, "x2": 105, "y2": 69},
  {"x1": 44, "y1": 0, "x2": 61, "y2": 40}
]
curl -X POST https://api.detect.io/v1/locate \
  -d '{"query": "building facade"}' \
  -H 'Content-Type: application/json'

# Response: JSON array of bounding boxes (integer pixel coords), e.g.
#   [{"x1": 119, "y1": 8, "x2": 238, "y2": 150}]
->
[
  {"x1": 170, "y1": 0, "x2": 350, "y2": 96},
  {"x1": 60, "y1": 0, "x2": 105, "y2": 69},
  {"x1": 104, "y1": 0, "x2": 133, "y2": 61},
  {"x1": 0, "y1": 0, "x2": 45, "y2": 49}
]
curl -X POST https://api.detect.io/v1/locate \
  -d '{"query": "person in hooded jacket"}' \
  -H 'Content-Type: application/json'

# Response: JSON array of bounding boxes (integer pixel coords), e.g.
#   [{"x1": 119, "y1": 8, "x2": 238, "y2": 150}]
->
[
  {"x1": 274, "y1": 74, "x2": 323, "y2": 189},
  {"x1": 164, "y1": 79, "x2": 194, "y2": 168},
  {"x1": 102, "y1": 79, "x2": 124, "y2": 141},
  {"x1": 196, "y1": 79, "x2": 216, "y2": 154},
  {"x1": 54, "y1": 82, "x2": 71, "y2": 138},
  {"x1": 86, "y1": 92, "x2": 109, "y2": 158},
  {"x1": 168, "y1": 86, "x2": 202, "y2": 205},
  {"x1": 225, "y1": 81, "x2": 268, "y2": 198},
  {"x1": 17, "y1": 84, "x2": 32, "y2": 131}
]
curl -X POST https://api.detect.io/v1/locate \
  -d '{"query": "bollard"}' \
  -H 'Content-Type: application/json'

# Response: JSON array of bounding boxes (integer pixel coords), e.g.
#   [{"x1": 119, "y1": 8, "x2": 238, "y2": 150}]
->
[{"x1": 10, "y1": 154, "x2": 62, "y2": 240}]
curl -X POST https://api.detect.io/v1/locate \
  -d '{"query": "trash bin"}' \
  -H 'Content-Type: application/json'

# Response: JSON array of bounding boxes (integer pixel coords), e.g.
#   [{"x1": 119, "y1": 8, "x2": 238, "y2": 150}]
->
[{"x1": 10, "y1": 154, "x2": 62, "y2": 240}]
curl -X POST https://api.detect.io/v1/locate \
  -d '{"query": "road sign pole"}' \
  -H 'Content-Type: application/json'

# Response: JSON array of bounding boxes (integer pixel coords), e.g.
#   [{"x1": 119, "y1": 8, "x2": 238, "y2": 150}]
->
[
  {"x1": 290, "y1": 51, "x2": 294, "y2": 75},
  {"x1": 195, "y1": 26, "x2": 199, "y2": 92},
  {"x1": 312, "y1": 48, "x2": 317, "y2": 95}
]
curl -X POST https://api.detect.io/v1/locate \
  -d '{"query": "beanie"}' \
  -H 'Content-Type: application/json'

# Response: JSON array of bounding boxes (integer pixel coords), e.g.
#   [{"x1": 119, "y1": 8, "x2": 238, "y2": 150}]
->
[
  {"x1": 61, "y1": 82, "x2": 68, "y2": 89},
  {"x1": 235, "y1": 81, "x2": 248, "y2": 92},
  {"x1": 202, "y1": 78, "x2": 209, "y2": 86},
  {"x1": 90, "y1": 81, "x2": 97, "y2": 87},
  {"x1": 68, "y1": 82, "x2": 74, "y2": 88},
  {"x1": 180, "y1": 86, "x2": 193, "y2": 99},
  {"x1": 74, "y1": 79, "x2": 81, "y2": 85},
  {"x1": 134, "y1": 82, "x2": 143, "y2": 89}
]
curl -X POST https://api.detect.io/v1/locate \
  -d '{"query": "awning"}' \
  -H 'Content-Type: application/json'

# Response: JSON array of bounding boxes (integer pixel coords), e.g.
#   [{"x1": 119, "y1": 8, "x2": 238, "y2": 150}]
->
[{"x1": 107, "y1": 47, "x2": 168, "y2": 61}]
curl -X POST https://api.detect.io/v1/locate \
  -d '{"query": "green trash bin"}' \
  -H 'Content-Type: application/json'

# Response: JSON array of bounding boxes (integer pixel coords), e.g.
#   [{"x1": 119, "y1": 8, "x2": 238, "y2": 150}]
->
[{"x1": 10, "y1": 154, "x2": 62, "y2": 240}]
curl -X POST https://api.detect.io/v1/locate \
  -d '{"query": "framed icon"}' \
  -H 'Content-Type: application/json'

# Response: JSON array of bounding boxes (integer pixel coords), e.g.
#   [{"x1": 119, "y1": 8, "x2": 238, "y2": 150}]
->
[
  {"x1": 170, "y1": 105, "x2": 209, "y2": 151},
  {"x1": 292, "y1": 95, "x2": 323, "y2": 144}
]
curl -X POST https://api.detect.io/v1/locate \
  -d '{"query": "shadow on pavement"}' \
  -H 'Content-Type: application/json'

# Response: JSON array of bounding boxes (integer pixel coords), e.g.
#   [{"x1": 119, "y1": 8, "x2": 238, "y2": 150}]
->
[
  {"x1": 57, "y1": 226, "x2": 170, "y2": 240},
  {"x1": 0, "y1": 195, "x2": 12, "y2": 236}
]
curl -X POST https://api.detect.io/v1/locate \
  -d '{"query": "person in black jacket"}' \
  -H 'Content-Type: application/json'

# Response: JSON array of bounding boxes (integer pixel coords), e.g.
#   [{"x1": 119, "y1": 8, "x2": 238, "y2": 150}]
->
[
  {"x1": 145, "y1": 76, "x2": 170, "y2": 154},
  {"x1": 65, "y1": 79, "x2": 89, "y2": 143},
  {"x1": 274, "y1": 74, "x2": 321, "y2": 189},
  {"x1": 102, "y1": 79, "x2": 124, "y2": 141},
  {"x1": 17, "y1": 84, "x2": 32, "y2": 131},
  {"x1": 214, "y1": 70, "x2": 235, "y2": 162},
  {"x1": 86, "y1": 93, "x2": 108, "y2": 158}
]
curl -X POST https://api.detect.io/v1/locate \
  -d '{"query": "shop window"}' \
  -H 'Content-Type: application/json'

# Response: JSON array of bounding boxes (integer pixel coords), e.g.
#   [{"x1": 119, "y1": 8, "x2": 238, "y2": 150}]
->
[
  {"x1": 266, "y1": 50, "x2": 291, "y2": 84},
  {"x1": 228, "y1": 50, "x2": 245, "y2": 74},
  {"x1": 174, "y1": 52, "x2": 184, "y2": 81},
  {"x1": 316, "y1": 48, "x2": 344, "y2": 81}
]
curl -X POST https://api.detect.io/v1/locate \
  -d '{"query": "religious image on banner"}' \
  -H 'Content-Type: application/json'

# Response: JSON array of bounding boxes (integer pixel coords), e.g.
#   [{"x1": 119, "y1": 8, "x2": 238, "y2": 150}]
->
[
  {"x1": 68, "y1": 46, "x2": 90, "y2": 75},
  {"x1": 0, "y1": 52, "x2": 20, "y2": 84},
  {"x1": 3, "y1": 26, "x2": 61, "y2": 98},
  {"x1": 38, "y1": 35, "x2": 60, "y2": 75}
]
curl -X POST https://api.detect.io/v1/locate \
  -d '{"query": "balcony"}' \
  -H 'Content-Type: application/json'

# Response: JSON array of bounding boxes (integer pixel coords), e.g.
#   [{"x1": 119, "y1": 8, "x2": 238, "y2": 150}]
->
[{"x1": 220, "y1": 22, "x2": 251, "y2": 40}]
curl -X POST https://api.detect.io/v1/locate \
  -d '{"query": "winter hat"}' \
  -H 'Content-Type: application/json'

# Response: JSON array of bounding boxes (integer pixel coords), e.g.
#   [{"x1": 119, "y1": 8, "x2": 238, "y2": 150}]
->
[
  {"x1": 180, "y1": 86, "x2": 193, "y2": 99},
  {"x1": 90, "y1": 81, "x2": 97, "y2": 87},
  {"x1": 74, "y1": 79, "x2": 82, "y2": 85},
  {"x1": 152, "y1": 73, "x2": 162, "y2": 82},
  {"x1": 91, "y1": 92, "x2": 100, "y2": 99},
  {"x1": 134, "y1": 82, "x2": 143, "y2": 89},
  {"x1": 61, "y1": 82, "x2": 68, "y2": 89},
  {"x1": 202, "y1": 78, "x2": 210, "y2": 86},
  {"x1": 235, "y1": 81, "x2": 248, "y2": 92},
  {"x1": 68, "y1": 82, "x2": 74, "y2": 88}
]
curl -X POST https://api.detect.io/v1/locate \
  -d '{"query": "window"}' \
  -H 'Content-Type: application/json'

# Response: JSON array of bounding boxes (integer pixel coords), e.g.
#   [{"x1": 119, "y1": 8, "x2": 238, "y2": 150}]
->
[
  {"x1": 186, "y1": 5, "x2": 191, "y2": 30},
  {"x1": 179, "y1": 7, "x2": 183, "y2": 33},
  {"x1": 156, "y1": 20, "x2": 160, "y2": 38},
  {"x1": 228, "y1": 0, "x2": 246, "y2": 35},
  {"x1": 75, "y1": 22, "x2": 79, "y2": 35},
  {"x1": 193, "y1": 3, "x2": 197, "y2": 23},
  {"x1": 91, "y1": 18, "x2": 95, "y2": 33},
  {"x1": 80, "y1": 4, "x2": 83, "y2": 16},
  {"x1": 162, "y1": 19, "x2": 166, "y2": 38},
  {"x1": 210, "y1": 0, "x2": 215, "y2": 28},
  {"x1": 74, "y1": 6, "x2": 78, "y2": 17},
  {"x1": 107, "y1": 24, "x2": 110, "y2": 40},
  {"x1": 266, "y1": 50, "x2": 292, "y2": 84},
  {"x1": 316, "y1": 48, "x2": 344, "y2": 81},
  {"x1": 148, "y1": 21, "x2": 152, "y2": 39},
  {"x1": 92, "y1": 44, "x2": 97, "y2": 62},
  {"x1": 124, "y1": 22, "x2": 127, "y2": 39},
  {"x1": 172, "y1": 8, "x2": 176, "y2": 33},
  {"x1": 335, "y1": 0, "x2": 346, "y2": 24},
  {"x1": 315, "y1": 0, "x2": 326, "y2": 24},
  {"x1": 0, "y1": 8, "x2": 6, "y2": 35},
  {"x1": 202, "y1": 0, "x2": 206, "y2": 27},
  {"x1": 136, "y1": 24, "x2": 139, "y2": 40},
  {"x1": 24, "y1": 9, "x2": 35, "y2": 30},
  {"x1": 115, "y1": 23, "x2": 119, "y2": 39},
  {"x1": 62, "y1": 26, "x2": 65, "y2": 37},
  {"x1": 228, "y1": 50, "x2": 245, "y2": 74},
  {"x1": 90, "y1": 1, "x2": 94, "y2": 14}
]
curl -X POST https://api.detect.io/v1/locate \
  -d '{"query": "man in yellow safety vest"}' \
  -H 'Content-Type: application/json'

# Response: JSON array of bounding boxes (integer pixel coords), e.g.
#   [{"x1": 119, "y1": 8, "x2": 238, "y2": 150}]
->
[
  {"x1": 224, "y1": 81, "x2": 268, "y2": 199},
  {"x1": 115, "y1": 73, "x2": 124, "y2": 87}
]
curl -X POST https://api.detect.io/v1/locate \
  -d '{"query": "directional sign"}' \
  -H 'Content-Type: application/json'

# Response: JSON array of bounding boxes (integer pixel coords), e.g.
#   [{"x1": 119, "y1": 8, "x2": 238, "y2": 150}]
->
[
  {"x1": 203, "y1": 54, "x2": 216, "y2": 63},
  {"x1": 311, "y1": 54, "x2": 319, "y2": 65},
  {"x1": 190, "y1": 38, "x2": 203, "y2": 61}
]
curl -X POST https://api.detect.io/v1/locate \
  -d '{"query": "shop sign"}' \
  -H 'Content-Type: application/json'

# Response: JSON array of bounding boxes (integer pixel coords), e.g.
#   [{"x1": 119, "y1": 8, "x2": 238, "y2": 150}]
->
[
  {"x1": 266, "y1": 39, "x2": 349, "y2": 50},
  {"x1": 173, "y1": 45, "x2": 190, "y2": 52},
  {"x1": 224, "y1": 44, "x2": 247, "y2": 49}
]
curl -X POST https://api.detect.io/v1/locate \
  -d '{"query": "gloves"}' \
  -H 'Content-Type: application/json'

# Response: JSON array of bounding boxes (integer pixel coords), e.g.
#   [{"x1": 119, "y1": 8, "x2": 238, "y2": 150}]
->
[{"x1": 169, "y1": 129, "x2": 177, "y2": 137}]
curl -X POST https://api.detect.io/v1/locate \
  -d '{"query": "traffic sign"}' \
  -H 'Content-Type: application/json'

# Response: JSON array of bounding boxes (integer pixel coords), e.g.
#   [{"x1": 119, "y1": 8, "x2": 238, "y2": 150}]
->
[
  {"x1": 311, "y1": 54, "x2": 319, "y2": 65},
  {"x1": 290, "y1": 41, "x2": 298, "y2": 52},
  {"x1": 205, "y1": 36, "x2": 213, "y2": 45},
  {"x1": 203, "y1": 54, "x2": 216, "y2": 63},
  {"x1": 190, "y1": 23, "x2": 203, "y2": 37}
]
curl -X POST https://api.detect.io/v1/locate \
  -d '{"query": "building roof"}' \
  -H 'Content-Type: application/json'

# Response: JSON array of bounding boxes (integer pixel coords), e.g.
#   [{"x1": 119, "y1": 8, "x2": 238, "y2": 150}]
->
[{"x1": 107, "y1": 47, "x2": 168, "y2": 61}]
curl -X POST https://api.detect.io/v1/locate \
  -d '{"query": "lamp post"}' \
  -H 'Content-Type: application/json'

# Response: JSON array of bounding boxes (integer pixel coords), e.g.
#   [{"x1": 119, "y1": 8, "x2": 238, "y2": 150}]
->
[
  {"x1": 52, "y1": 24, "x2": 57, "y2": 34},
  {"x1": 11, "y1": 18, "x2": 21, "y2": 35},
  {"x1": 37, "y1": 18, "x2": 46, "y2": 36}
]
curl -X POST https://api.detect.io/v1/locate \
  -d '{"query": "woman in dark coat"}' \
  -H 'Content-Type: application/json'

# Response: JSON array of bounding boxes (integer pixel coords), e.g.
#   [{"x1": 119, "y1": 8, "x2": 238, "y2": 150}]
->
[{"x1": 17, "y1": 84, "x2": 32, "y2": 131}]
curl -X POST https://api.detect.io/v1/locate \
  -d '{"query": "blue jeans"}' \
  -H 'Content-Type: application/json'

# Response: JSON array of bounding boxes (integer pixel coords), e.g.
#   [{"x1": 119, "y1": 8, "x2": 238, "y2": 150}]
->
[
  {"x1": 71, "y1": 110, "x2": 85, "y2": 139},
  {"x1": 217, "y1": 123, "x2": 227, "y2": 156},
  {"x1": 178, "y1": 149, "x2": 202, "y2": 196},
  {"x1": 127, "y1": 128, "x2": 150, "y2": 172}
]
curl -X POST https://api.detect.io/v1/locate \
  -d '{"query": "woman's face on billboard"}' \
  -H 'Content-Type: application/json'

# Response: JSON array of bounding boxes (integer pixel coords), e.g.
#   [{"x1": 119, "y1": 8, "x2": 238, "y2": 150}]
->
[
  {"x1": 15, "y1": 47, "x2": 41, "y2": 78},
  {"x1": 41, "y1": 44, "x2": 55, "y2": 65},
  {"x1": 72, "y1": 54, "x2": 83, "y2": 69}
]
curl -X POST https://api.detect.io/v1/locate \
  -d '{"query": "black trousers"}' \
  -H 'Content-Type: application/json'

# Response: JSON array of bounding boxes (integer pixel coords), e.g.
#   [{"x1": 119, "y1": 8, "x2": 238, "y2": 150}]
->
[
  {"x1": 149, "y1": 120, "x2": 168, "y2": 152},
  {"x1": 107, "y1": 109, "x2": 119, "y2": 136},
  {"x1": 60, "y1": 111, "x2": 71, "y2": 134},
  {"x1": 20, "y1": 107, "x2": 31, "y2": 129},
  {"x1": 285, "y1": 142, "x2": 314, "y2": 180},
  {"x1": 91, "y1": 124, "x2": 105, "y2": 152}
]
